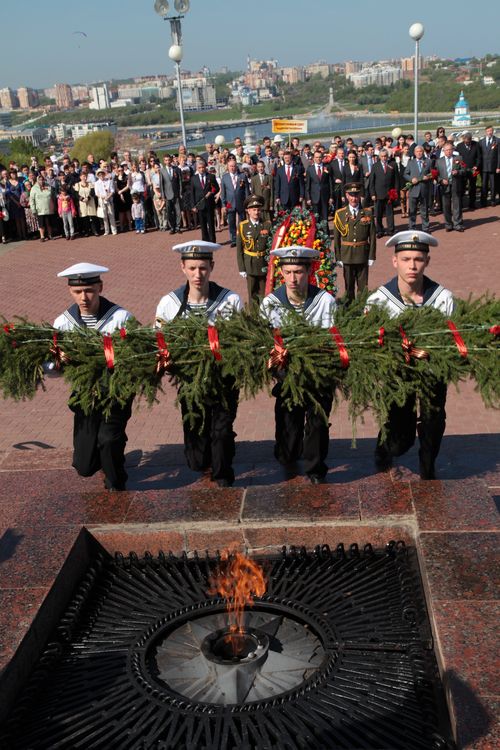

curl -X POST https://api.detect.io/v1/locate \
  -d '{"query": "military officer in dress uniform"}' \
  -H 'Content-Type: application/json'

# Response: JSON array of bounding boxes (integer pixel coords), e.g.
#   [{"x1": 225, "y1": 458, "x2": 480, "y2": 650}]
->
[
  {"x1": 333, "y1": 182, "x2": 376, "y2": 302},
  {"x1": 365, "y1": 231, "x2": 454, "y2": 480},
  {"x1": 53, "y1": 263, "x2": 133, "y2": 491},
  {"x1": 261, "y1": 246, "x2": 336, "y2": 484},
  {"x1": 236, "y1": 195, "x2": 272, "y2": 304},
  {"x1": 155, "y1": 241, "x2": 243, "y2": 487}
]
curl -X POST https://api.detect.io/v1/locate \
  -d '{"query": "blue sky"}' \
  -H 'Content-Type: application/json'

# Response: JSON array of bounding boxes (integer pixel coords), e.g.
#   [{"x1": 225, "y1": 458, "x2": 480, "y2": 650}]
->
[{"x1": 3, "y1": 0, "x2": 499, "y2": 89}]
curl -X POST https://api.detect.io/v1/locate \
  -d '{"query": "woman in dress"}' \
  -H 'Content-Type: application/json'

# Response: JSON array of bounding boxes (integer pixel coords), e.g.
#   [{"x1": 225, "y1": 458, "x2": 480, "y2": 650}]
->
[
  {"x1": 115, "y1": 165, "x2": 132, "y2": 232},
  {"x1": 29, "y1": 175, "x2": 55, "y2": 242},
  {"x1": 19, "y1": 181, "x2": 39, "y2": 238},
  {"x1": 6, "y1": 169, "x2": 27, "y2": 240},
  {"x1": 74, "y1": 172, "x2": 99, "y2": 236},
  {"x1": 342, "y1": 149, "x2": 364, "y2": 191},
  {"x1": 0, "y1": 183, "x2": 9, "y2": 243},
  {"x1": 396, "y1": 143, "x2": 411, "y2": 218}
]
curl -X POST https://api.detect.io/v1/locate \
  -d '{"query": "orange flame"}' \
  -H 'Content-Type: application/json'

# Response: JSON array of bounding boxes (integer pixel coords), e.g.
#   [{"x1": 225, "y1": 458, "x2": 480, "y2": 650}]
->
[{"x1": 209, "y1": 551, "x2": 266, "y2": 655}]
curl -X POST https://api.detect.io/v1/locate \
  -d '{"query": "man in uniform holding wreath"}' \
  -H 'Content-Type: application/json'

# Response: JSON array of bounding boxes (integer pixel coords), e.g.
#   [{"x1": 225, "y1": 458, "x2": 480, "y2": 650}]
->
[
  {"x1": 261, "y1": 245, "x2": 336, "y2": 484},
  {"x1": 52, "y1": 263, "x2": 133, "y2": 491},
  {"x1": 333, "y1": 182, "x2": 376, "y2": 302},
  {"x1": 365, "y1": 231, "x2": 454, "y2": 480},
  {"x1": 236, "y1": 195, "x2": 272, "y2": 304},
  {"x1": 155, "y1": 241, "x2": 243, "y2": 487}
]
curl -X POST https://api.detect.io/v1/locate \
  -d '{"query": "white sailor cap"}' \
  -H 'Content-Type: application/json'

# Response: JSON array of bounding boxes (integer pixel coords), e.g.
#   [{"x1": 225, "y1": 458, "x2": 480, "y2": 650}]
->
[
  {"x1": 273, "y1": 134, "x2": 283, "y2": 143},
  {"x1": 172, "y1": 240, "x2": 222, "y2": 260},
  {"x1": 57, "y1": 262, "x2": 109, "y2": 286},
  {"x1": 386, "y1": 230, "x2": 438, "y2": 253},
  {"x1": 271, "y1": 245, "x2": 320, "y2": 264}
]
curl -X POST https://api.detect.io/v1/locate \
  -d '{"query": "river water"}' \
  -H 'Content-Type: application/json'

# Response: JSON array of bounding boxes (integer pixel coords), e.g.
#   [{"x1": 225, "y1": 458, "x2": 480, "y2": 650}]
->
[{"x1": 129, "y1": 112, "x2": 423, "y2": 146}]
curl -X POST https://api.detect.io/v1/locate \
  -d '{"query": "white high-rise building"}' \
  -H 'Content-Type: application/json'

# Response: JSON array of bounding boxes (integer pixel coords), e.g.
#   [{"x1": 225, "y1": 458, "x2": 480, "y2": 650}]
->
[{"x1": 89, "y1": 84, "x2": 110, "y2": 110}]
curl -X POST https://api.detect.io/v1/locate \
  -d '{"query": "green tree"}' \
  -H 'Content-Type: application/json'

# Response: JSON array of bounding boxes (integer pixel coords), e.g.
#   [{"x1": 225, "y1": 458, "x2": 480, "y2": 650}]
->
[
  {"x1": 0, "y1": 138, "x2": 45, "y2": 168},
  {"x1": 71, "y1": 130, "x2": 115, "y2": 163}
]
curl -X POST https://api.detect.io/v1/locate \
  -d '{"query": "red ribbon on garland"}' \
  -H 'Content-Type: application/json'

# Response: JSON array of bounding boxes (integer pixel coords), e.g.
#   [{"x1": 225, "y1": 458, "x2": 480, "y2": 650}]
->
[
  {"x1": 49, "y1": 332, "x2": 66, "y2": 369},
  {"x1": 267, "y1": 328, "x2": 289, "y2": 370},
  {"x1": 155, "y1": 331, "x2": 172, "y2": 374},
  {"x1": 447, "y1": 321, "x2": 468, "y2": 358},
  {"x1": 207, "y1": 325, "x2": 222, "y2": 361},
  {"x1": 489, "y1": 325, "x2": 500, "y2": 337},
  {"x1": 3, "y1": 323, "x2": 17, "y2": 348},
  {"x1": 119, "y1": 327, "x2": 127, "y2": 339},
  {"x1": 378, "y1": 327, "x2": 385, "y2": 347},
  {"x1": 103, "y1": 334, "x2": 115, "y2": 370},
  {"x1": 399, "y1": 325, "x2": 429, "y2": 364},
  {"x1": 329, "y1": 326, "x2": 350, "y2": 368}
]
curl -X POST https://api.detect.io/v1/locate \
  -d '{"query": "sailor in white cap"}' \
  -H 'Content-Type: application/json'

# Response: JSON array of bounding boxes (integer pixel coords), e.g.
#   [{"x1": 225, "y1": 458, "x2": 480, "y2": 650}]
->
[
  {"x1": 54, "y1": 263, "x2": 134, "y2": 490},
  {"x1": 260, "y1": 245, "x2": 336, "y2": 484},
  {"x1": 155, "y1": 241, "x2": 243, "y2": 487},
  {"x1": 365, "y1": 231, "x2": 454, "y2": 479}
]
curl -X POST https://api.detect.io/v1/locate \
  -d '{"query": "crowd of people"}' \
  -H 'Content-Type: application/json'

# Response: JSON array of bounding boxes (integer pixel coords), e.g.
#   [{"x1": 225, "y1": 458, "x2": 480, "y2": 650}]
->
[{"x1": 0, "y1": 125, "x2": 498, "y2": 246}]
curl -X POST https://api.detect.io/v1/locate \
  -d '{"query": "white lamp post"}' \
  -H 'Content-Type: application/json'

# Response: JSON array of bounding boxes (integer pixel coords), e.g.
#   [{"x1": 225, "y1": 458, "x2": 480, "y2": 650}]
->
[
  {"x1": 409, "y1": 22, "x2": 424, "y2": 144},
  {"x1": 154, "y1": 0, "x2": 191, "y2": 149}
]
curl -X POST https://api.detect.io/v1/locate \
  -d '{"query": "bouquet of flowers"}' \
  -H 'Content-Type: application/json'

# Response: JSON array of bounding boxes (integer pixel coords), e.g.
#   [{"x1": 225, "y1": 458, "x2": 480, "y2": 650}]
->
[
  {"x1": 264, "y1": 207, "x2": 336, "y2": 295},
  {"x1": 387, "y1": 188, "x2": 399, "y2": 204}
]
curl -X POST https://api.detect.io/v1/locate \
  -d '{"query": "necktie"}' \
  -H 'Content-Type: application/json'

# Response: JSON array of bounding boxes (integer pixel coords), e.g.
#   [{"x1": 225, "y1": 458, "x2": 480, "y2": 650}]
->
[
  {"x1": 260, "y1": 174, "x2": 264, "y2": 183},
  {"x1": 286, "y1": 166, "x2": 291, "y2": 182},
  {"x1": 317, "y1": 166, "x2": 322, "y2": 179},
  {"x1": 383, "y1": 162, "x2": 386, "y2": 174},
  {"x1": 487, "y1": 138, "x2": 490, "y2": 147},
  {"x1": 418, "y1": 161, "x2": 422, "y2": 174},
  {"x1": 447, "y1": 158, "x2": 452, "y2": 178},
  {"x1": 232, "y1": 174, "x2": 237, "y2": 189},
  {"x1": 201, "y1": 174, "x2": 205, "y2": 188},
  {"x1": 367, "y1": 156, "x2": 372, "y2": 171}
]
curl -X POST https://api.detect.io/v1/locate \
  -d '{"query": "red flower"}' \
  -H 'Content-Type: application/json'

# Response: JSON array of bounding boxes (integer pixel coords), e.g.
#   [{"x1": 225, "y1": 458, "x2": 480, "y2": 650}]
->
[
  {"x1": 431, "y1": 168, "x2": 439, "y2": 179},
  {"x1": 387, "y1": 188, "x2": 399, "y2": 203}
]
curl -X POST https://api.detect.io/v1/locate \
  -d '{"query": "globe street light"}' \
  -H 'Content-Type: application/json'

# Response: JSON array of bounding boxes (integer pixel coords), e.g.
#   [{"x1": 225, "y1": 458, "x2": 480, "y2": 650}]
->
[
  {"x1": 154, "y1": 0, "x2": 191, "y2": 149},
  {"x1": 409, "y1": 22, "x2": 424, "y2": 144}
]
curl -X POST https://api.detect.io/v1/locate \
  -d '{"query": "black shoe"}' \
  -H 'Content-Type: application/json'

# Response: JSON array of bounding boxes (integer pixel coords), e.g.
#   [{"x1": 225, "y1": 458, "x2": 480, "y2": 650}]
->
[
  {"x1": 230, "y1": 241, "x2": 236, "y2": 248},
  {"x1": 445, "y1": 227, "x2": 453, "y2": 232},
  {"x1": 376, "y1": 232, "x2": 384, "y2": 239},
  {"x1": 104, "y1": 478, "x2": 126, "y2": 491},
  {"x1": 215, "y1": 478, "x2": 233, "y2": 488},
  {"x1": 375, "y1": 447, "x2": 393, "y2": 473},
  {"x1": 282, "y1": 461, "x2": 299, "y2": 479},
  {"x1": 308, "y1": 474, "x2": 325, "y2": 485},
  {"x1": 456, "y1": 227, "x2": 464, "y2": 232},
  {"x1": 419, "y1": 463, "x2": 436, "y2": 480},
  {"x1": 170, "y1": 229, "x2": 176, "y2": 234}
]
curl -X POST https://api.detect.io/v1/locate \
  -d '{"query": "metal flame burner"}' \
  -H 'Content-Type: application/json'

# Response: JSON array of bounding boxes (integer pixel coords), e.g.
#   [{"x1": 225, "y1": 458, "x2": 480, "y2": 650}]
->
[
  {"x1": 1, "y1": 543, "x2": 456, "y2": 750},
  {"x1": 151, "y1": 609, "x2": 326, "y2": 705}
]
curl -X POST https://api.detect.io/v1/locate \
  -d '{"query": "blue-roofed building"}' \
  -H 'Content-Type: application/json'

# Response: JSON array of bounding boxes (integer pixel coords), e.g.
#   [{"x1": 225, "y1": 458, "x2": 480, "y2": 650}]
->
[{"x1": 452, "y1": 90, "x2": 471, "y2": 128}]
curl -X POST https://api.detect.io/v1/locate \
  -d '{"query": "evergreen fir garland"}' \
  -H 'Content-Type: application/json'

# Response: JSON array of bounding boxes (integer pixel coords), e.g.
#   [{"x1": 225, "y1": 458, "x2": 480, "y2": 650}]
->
[{"x1": 1, "y1": 296, "x2": 498, "y2": 433}]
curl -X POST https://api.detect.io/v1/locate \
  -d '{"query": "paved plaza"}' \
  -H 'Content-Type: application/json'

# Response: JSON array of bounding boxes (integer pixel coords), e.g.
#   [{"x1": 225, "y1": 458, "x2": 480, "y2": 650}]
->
[{"x1": 0, "y1": 206, "x2": 499, "y2": 748}]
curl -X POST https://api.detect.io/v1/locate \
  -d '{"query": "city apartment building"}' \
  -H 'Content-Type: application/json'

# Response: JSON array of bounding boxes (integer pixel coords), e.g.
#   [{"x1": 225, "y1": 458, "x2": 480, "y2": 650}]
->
[
  {"x1": 55, "y1": 83, "x2": 74, "y2": 109},
  {"x1": 18, "y1": 87, "x2": 39, "y2": 109},
  {"x1": 0, "y1": 87, "x2": 17, "y2": 109}
]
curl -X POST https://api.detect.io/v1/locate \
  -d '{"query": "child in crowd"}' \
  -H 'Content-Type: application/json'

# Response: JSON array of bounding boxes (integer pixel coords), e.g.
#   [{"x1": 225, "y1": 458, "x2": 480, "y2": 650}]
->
[
  {"x1": 57, "y1": 186, "x2": 76, "y2": 240},
  {"x1": 153, "y1": 187, "x2": 167, "y2": 231},
  {"x1": 131, "y1": 193, "x2": 145, "y2": 233}
]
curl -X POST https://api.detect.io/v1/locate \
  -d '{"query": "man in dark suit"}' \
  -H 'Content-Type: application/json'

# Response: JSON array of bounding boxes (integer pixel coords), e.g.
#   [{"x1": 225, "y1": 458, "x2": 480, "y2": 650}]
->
[
  {"x1": 436, "y1": 141, "x2": 465, "y2": 232},
  {"x1": 305, "y1": 150, "x2": 331, "y2": 223},
  {"x1": 160, "y1": 153, "x2": 182, "y2": 234},
  {"x1": 220, "y1": 156, "x2": 249, "y2": 247},
  {"x1": 456, "y1": 132, "x2": 481, "y2": 210},
  {"x1": 359, "y1": 143, "x2": 376, "y2": 207},
  {"x1": 250, "y1": 160, "x2": 273, "y2": 221},
  {"x1": 479, "y1": 126, "x2": 498, "y2": 207},
  {"x1": 190, "y1": 157, "x2": 217, "y2": 243},
  {"x1": 369, "y1": 148, "x2": 399, "y2": 238},
  {"x1": 328, "y1": 148, "x2": 346, "y2": 210},
  {"x1": 274, "y1": 150, "x2": 304, "y2": 210},
  {"x1": 403, "y1": 146, "x2": 433, "y2": 232}
]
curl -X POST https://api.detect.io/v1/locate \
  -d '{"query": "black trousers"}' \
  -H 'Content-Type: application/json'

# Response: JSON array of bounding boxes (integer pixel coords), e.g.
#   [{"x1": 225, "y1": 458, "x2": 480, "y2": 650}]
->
[
  {"x1": 273, "y1": 382, "x2": 333, "y2": 478},
  {"x1": 480, "y1": 172, "x2": 497, "y2": 206},
  {"x1": 343, "y1": 263, "x2": 368, "y2": 302},
  {"x1": 374, "y1": 197, "x2": 394, "y2": 235},
  {"x1": 71, "y1": 399, "x2": 133, "y2": 488},
  {"x1": 311, "y1": 198, "x2": 329, "y2": 224},
  {"x1": 376, "y1": 382, "x2": 447, "y2": 476},
  {"x1": 198, "y1": 206, "x2": 216, "y2": 242},
  {"x1": 180, "y1": 387, "x2": 239, "y2": 482},
  {"x1": 462, "y1": 174, "x2": 477, "y2": 209}
]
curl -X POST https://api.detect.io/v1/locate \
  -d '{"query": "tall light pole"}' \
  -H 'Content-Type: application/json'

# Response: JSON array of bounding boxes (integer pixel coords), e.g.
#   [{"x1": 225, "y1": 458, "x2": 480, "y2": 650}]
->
[
  {"x1": 409, "y1": 22, "x2": 424, "y2": 144},
  {"x1": 154, "y1": 0, "x2": 190, "y2": 148}
]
